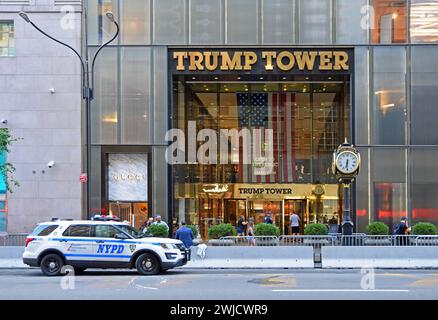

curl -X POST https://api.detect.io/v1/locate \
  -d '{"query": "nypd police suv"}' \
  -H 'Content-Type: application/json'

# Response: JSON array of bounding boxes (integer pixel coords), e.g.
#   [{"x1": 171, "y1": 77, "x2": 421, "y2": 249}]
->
[{"x1": 22, "y1": 220, "x2": 189, "y2": 276}]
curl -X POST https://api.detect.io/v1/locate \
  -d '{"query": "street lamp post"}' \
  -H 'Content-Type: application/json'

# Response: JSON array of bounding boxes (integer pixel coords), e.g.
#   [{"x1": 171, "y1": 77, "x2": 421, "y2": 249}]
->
[{"x1": 19, "y1": 11, "x2": 120, "y2": 219}]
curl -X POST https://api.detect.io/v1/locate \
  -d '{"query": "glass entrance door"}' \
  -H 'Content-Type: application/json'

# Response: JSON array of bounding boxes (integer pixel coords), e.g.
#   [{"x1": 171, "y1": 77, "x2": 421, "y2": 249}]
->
[
  {"x1": 224, "y1": 199, "x2": 247, "y2": 225},
  {"x1": 199, "y1": 198, "x2": 223, "y2": 239},
  {"x1": 248, "y1": 200, "x2": 283, "y2": 231},
  {"x1": 284, "y1": 200, "x2": 307, "y2": 235}
]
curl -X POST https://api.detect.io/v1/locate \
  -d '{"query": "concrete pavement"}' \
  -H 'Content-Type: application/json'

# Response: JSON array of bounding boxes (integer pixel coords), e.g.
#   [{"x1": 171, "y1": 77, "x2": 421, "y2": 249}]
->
[{"x1": 0, "y1": 268, "x2": 437, "y2": 300}]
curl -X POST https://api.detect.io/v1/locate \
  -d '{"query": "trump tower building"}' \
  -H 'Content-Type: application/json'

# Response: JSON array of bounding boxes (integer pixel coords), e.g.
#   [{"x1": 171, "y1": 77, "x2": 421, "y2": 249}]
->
[{"x1": 79, "y1": 0, "x2": 438, "y2": 239}]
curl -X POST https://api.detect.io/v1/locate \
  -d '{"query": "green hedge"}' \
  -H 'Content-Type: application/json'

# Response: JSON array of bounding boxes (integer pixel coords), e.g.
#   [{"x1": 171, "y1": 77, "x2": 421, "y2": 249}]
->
[
  {"x1": 187, "y1": 225, "x2": 198, "y2": 238},
  {"x1": 304, "y1": 223, "x2": 328, "y2": 235},
  {"x1": 147, "y1": 224, "x2": 169, "y2": 238},
  {"x1": 365, "y1": 221, "x2": 389, "y2": 235},
  {"x1": 254, "y1": 223, "x2": 280, "y2": 236},
  {"x1": 412, "y1": 222, "x2": 438, "y2": 235},
  {"x1": 208, "y1": 223, "x2": 237, "y2": 239}
]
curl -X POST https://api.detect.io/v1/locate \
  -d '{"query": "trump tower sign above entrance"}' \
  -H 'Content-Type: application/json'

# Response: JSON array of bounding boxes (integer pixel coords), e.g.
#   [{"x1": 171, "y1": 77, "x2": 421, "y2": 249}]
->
[{"x1": 171, "y1": 48, "x2": 353, "y2": 74}]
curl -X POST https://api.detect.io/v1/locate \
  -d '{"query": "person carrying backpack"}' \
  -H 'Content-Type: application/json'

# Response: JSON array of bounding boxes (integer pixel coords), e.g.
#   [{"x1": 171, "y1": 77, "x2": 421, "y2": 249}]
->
[{"x1": 393, "y1": 216, "x2": 411, "y2": 245}]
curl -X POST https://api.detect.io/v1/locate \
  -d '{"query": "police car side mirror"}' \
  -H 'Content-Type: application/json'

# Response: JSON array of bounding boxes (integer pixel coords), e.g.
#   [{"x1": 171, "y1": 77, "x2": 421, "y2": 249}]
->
[{"x1": 115, "y1": 233, "x2": 128, "y2": 240}]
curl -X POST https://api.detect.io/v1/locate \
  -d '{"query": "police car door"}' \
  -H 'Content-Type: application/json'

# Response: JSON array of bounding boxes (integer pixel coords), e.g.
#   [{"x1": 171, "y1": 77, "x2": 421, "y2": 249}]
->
[
  {"x1": 93, "y1": 225, "x2": 131, "y2": 264},
  {"x1": 61, "y1": 224, "x2": 95, "y2": 262}
]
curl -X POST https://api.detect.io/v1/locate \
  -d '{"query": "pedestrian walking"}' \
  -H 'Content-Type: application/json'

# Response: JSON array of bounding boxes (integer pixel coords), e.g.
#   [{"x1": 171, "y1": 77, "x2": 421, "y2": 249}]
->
[
  {"x1": 290, "y1": 212, "x2": 301, "y2": 235},
  {"x1": 236, "y1": 215, "x2": 247, "y2": 236},
  {"x1": 175, "y1": 221, "x2": 194, "y2": 248},
  {"x1": 140, "y1": 217, "x2": 154, "y2": 234},
  {"x1": 264, "y1": 213, "x2": 273, "y2": 224},
  {"x1": 246, "y1": 219, "x2": 255, "y2": 246}
]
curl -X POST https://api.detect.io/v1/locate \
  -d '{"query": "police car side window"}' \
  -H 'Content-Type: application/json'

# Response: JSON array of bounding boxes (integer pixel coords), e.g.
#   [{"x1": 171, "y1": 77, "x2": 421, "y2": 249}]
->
[
  {"x1": 31, "y1": 224, "x2": 58, "y2": 236},
  {"x1": 94, "y1": 225, "x2": 118, "y2": 238},
  {"x1": 63, "y1": 225, "x2": 93, "y2": 237}
]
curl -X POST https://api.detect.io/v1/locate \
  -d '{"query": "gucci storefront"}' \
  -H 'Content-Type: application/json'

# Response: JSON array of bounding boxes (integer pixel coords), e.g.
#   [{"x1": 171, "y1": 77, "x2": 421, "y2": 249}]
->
[{"x1": 90, "y1": 146, "x2": 152, "y2": 230}]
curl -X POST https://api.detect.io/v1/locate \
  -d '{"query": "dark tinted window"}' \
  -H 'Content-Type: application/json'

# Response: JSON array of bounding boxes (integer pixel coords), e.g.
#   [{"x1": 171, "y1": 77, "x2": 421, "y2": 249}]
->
[
  {"x1": 63, "y1": 225, "x2": 93, "y2": 237},
  {"x1": 95, "y1": 225, "x2": 118, "y2": 238},
  {"x1": 31, "y1": 224, "x2": 58, "y2": 236},
  {"x1": 116, "y1": 225, "x2": 141, "y2": 238}
]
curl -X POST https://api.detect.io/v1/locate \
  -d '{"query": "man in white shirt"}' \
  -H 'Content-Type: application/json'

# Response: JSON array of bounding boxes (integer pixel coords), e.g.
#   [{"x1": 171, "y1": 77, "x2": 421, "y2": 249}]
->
[
  {"x1": 153, "y1": 215, "x2": 169, "y2": 231},
  {"x1": 290, "y1": 212, "x2": 300, "y2": 235}
]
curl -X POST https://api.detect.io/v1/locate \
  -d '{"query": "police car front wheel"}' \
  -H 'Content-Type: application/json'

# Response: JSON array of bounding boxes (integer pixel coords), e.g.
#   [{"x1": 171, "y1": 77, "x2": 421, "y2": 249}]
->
[
  {"x1": 135, "y1": 253, "x2": 160, "y2": 275},
  {"x1": 40, "y1": 253, "x2": 65, "y2": 276}
]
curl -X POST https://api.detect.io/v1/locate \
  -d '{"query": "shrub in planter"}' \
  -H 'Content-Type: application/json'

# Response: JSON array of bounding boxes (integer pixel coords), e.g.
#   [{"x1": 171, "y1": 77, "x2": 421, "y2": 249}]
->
[
  {"x1": 187, "y1": 225, "x2": 198, "y2": 238},
  {"x1": 365, "y1": 221, "x2": 389, "y2": 235},
  {"x1": 208, "y1": 223, "x2": 237, "y2": 239},
  {"x1": 412, "y1": 222, "x2": 438, "y2": 235},
  {"x1": 254, "y1": 223, "x2": 280, "y2": 236},
  {"x1": 304, "y1": 223, "x2": 328, "y2": 235},
  {"x1": 147, "y1": 224, "x2": 169, "y2": 238}
]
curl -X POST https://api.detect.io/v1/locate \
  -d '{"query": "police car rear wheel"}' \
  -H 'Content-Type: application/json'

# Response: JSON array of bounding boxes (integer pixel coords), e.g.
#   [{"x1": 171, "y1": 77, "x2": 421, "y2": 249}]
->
[
  {"x1": 40, "y1": 254, "x2": 64, "y2": 276},
  {"x1": 136, "y1": 253, "x2": 160, "y2": 275}
]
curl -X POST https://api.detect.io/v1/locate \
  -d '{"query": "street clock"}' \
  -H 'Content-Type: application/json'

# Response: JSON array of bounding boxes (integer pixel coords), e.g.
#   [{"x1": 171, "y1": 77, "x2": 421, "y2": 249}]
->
[{"x1": 332, "y1": 139, "x2": 361, "y2": 179}]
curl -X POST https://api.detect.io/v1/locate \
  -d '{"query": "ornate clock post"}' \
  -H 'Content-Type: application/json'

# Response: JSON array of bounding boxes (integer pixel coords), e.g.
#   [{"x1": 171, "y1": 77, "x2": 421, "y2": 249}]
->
[{"x1": 332, "y1": 139, "x2": 361, "y2": 236}]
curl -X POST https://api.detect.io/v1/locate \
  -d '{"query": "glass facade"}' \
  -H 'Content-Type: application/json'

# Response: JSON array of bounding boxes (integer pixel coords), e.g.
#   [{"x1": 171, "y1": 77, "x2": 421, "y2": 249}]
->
[{"x1": 87, "y1": 0, "x2": 438, "y2": 236}]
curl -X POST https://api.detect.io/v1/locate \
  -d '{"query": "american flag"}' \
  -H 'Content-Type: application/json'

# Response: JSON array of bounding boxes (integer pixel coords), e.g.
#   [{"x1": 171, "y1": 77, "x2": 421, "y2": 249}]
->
[{"x1": 236, "y1": 92, "x2": 298, "y2": 183}]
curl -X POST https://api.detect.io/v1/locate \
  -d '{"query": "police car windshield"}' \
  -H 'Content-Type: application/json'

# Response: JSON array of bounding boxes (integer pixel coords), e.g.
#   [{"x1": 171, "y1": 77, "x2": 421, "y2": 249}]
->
[{"x1": 115, "y1": 225, "x2": 143, "y2": 238}]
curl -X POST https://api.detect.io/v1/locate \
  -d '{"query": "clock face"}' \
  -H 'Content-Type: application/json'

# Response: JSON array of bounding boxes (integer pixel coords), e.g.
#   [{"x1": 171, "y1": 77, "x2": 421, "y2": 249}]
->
[{"x1": 335, "y1": 151, "x2": 359, "y2": 174}]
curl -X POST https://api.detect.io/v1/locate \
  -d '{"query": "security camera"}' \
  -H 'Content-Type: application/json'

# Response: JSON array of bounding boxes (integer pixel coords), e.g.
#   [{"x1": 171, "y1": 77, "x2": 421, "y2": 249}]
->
[
  {"x1": 0, "y1": 119, "x2": 7, "y2": 124},
  {"x1": 47, "y1": 161, "x2": 55, "y2": 168},
  {"x1": 49, "y1": 88, "x2": 55, "y2": 94}
]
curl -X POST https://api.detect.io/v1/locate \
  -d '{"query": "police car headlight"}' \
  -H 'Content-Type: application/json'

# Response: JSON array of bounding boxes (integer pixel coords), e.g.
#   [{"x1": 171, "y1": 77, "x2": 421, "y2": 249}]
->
[{"x1": 160, "y1": 243, "x2": 177, "y2": 250}]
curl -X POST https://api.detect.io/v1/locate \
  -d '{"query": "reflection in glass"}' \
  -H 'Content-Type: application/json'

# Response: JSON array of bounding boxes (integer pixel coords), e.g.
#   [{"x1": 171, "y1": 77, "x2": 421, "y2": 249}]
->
[
  {"x1": 298, "y1": 0, "x2": 331, "y2": 44},
  {"x1": 411, "y1": 149, "x2": 438, "y2": 225},
  {"x1": 411, "y1": 0, "x2": 438, "y2": 43},
  {"x1": 90, "y1": 47, "x2": 117, "y2": 144},
  {"x1": 371, "y1": 0, "x2": 407, "y2": 43},
  {"x1": 120, "y1": 47, "x2": 151, "y2": 144},
  {"x1": 372, "y1": 47, "x2": 406, "y2": 145},
  {"x1": 411, "y1": 46, "x2": 438, "y2": 145},
  {"x1": 226, "y1": 0, "x2": 258, "y2": 44},
  {"x1": 262, "y1": 0, "x2": 295, "y2": 44},
  {"x1": 190, "y1": 0, "x2": 223, "y2": 44},
  {"x1": 336, "y1": 0, "x2": 368, "y2": 44},
  {"x1": 153, "y1": 0, "x2": 186, "y2": 44},
  {"x1": 372, "y1": 148, "x2": 407, "y2": 229},
  {"x1": 87, "y1": 0, "x2": 118, "y2": 45},
  {"x1": 120, "y1": 0, "x2": 150, "y2": 45}
]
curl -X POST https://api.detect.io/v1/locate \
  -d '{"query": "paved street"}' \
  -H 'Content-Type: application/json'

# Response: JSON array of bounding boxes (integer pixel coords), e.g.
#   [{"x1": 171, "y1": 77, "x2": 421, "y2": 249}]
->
[{"x1": 0, "y1": 268, "x2": 438, "y2": 300}]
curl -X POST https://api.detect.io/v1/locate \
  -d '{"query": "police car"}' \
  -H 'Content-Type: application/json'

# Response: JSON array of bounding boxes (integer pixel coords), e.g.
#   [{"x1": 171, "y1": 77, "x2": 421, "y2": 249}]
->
[{"x1": 22, "y1": 220, "x2": 189, "y2": 276}]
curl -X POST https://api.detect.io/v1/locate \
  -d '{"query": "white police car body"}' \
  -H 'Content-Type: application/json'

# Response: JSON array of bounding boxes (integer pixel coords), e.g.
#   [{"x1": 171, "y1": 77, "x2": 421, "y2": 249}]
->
[{"x1": 22, "y1": 220, "x2": 189, "y2": 276}]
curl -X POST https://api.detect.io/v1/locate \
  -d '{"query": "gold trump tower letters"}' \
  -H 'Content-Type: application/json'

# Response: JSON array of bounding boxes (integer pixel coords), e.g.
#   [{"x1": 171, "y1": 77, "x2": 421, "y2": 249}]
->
[{"x1": 173, "y1": 50, "x2": 349, "y2": 72}]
